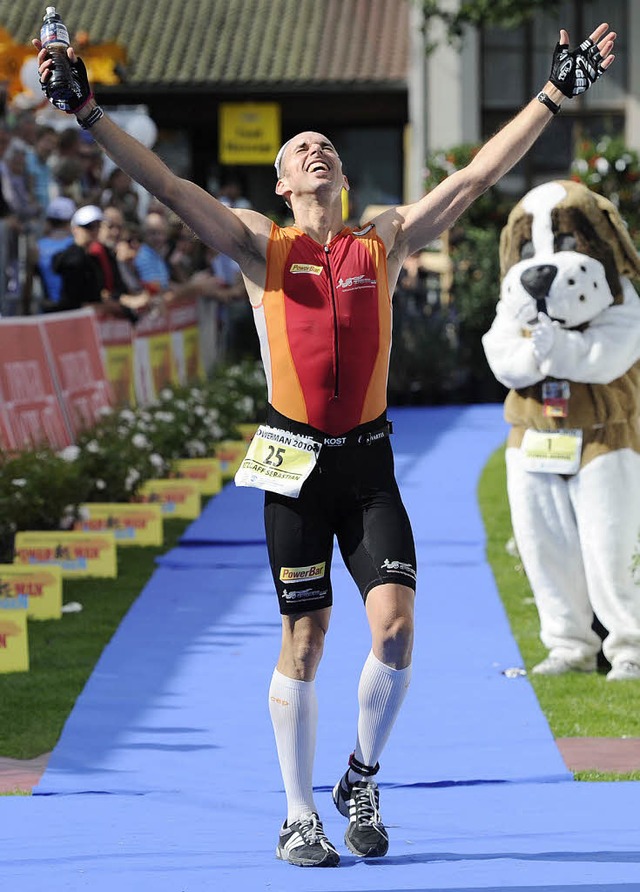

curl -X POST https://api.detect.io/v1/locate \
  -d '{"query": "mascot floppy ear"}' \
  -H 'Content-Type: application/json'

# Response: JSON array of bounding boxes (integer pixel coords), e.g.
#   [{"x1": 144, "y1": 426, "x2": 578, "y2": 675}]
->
[
  {"x1": 589, "y1": 190, "x2": 640, "y2": 280},
  {"x1": 498, "y1": 200, "x2": 527, "y2": 278}
]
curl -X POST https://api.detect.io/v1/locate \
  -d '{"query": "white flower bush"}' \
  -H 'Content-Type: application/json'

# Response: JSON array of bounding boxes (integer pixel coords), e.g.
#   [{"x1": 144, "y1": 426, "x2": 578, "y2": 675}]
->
[{"x1": 0, "y1": 361, "x2": 267, "y2": 558}]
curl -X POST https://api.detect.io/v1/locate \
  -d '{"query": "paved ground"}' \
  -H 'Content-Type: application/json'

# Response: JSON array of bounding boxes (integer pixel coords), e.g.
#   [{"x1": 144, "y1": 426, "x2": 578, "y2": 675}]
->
[
  {"x1": 0, "y1": 754, "x2": 50, "y2": 794},
  {"x1": 1, "y1": 740, "x2": 638, "y2": 794},
  {"x1": 556, "y1": 738, "x2": 640, "y2": 773}
]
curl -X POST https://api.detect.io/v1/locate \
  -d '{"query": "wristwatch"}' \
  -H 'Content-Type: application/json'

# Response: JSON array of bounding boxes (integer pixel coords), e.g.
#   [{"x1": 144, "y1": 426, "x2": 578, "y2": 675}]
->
[{"x1": 537, "y1": 91, "x2": 560, "y2": 115}]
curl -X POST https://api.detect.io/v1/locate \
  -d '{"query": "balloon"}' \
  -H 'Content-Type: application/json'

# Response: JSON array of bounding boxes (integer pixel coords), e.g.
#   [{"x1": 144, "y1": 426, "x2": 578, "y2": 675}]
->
[
  {"x1": 20, "y1": 58, "x2": 42, "y2": 97},
  {"x1": 124, "y1": 112, "x2": 158, "y2": 148}
]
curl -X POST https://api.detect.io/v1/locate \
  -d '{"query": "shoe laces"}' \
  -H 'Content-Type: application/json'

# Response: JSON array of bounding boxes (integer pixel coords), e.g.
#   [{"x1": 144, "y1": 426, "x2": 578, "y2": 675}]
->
[
  {"x1": 351, "y1": 782, "x2": 383, "y2": 827},
  {"x1": 297, "y1": 812, "x2": 327, "y2": 845}
]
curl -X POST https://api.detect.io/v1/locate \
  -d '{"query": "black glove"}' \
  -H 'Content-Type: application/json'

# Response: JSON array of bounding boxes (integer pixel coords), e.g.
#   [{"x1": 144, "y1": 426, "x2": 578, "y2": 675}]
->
[
  {"x1": 41, "y1": 55, "x2": 93, "y2": 114},
  {"x1": 549, "y1": 36, "x2": 606, "y2": 97}
]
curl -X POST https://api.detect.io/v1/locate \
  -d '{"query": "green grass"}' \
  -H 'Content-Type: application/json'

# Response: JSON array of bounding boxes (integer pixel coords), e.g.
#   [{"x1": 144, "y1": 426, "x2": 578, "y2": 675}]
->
[
  {"x1": 0, "y1": 517, "x2": 189, "y2": 760},
  {"x1": 479, "y1": 444, "x2": 640, "y2": 781}
]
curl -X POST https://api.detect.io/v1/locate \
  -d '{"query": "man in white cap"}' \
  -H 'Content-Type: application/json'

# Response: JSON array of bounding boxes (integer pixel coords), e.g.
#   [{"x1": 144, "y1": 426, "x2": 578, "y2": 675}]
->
[
  {"x1": 52, "y1": 204, "x2": 104, "y2": 311},
  {"x1": 36, "y1": 20, "x2": 617, "y2": 867}
]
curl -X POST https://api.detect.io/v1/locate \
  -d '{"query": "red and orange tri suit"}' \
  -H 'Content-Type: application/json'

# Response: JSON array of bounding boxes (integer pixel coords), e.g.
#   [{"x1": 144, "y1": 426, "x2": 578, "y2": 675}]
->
[{"x1": 253, "y1": 222, "x2": 391, "y2": 435}]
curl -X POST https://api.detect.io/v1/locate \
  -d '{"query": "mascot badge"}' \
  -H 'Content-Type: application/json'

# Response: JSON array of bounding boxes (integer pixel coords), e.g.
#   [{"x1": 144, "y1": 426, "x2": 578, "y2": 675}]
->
[{"x1": 483, "y1": 179, "x2": 640, "y2": 681}]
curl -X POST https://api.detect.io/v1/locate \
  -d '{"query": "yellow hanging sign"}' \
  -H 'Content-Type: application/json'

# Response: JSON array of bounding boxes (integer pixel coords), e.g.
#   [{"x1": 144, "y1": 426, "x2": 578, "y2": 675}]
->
[
  {"x1": 0, "y1": 564, "x2": 62, "y2": 621},
  {"x1": 219, "y1": 103, "x2": 281, "y2": 165}
]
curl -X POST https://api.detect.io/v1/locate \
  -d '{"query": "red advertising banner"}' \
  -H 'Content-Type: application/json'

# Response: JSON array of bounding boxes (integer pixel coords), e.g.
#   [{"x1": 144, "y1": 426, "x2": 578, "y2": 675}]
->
[
  {"x1": 0, "y1": 317, "x2": 73, "y2": 450},
  {"x1": 40, "y1": 309, "x2": 113, "y2": 437}
]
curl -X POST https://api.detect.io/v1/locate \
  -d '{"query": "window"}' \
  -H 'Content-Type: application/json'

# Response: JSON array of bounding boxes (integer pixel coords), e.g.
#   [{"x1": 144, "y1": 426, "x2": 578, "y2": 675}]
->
[{"x1": 481, "y1": 0, "x2": 628, "y2": 193}]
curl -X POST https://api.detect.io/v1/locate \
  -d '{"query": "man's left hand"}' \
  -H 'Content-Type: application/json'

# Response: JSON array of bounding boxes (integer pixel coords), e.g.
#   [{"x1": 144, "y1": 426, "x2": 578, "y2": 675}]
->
[{"x1": 549, "y1": 23, "x2": 616, "y2": 97}]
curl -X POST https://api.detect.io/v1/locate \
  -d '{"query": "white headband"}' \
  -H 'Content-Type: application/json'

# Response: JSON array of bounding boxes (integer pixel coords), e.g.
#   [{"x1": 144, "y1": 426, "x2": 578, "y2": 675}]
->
[{"x1": 274, "y1": 138, "x2": 293, "y2": 178}]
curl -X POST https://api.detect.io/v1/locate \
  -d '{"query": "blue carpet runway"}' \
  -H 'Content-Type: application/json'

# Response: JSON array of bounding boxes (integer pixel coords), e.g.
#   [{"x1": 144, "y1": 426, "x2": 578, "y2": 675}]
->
[{"x1": 3, "y1": 406, "x2": 638, "y2": 891}]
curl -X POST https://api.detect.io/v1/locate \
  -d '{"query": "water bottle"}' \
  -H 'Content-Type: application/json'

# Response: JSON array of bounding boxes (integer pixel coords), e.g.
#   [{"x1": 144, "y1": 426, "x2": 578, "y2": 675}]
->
[{"x1": 40, "y1": 6, "x2": 75, "y2": 109}]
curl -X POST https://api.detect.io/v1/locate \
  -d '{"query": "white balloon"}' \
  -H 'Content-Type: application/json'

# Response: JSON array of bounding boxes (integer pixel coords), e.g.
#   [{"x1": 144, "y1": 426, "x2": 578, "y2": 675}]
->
[
  {"x1": 20, "y1": 58, "x2": 42, "y2": 96},
  {"x1": 125, "y1": 113, "x2": 158, "y2": 148}
]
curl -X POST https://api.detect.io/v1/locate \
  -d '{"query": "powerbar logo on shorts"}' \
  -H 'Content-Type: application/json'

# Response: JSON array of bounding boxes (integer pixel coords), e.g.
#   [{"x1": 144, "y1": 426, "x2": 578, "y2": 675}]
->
[
  {"x1": 280, "y1": 561, "x2": 326, "y2": 583},
  {"x1": 290, "y1": 264, "x2": 323, "y2": 275},
  {"x1": 381, "y1": 558, "x2": 417, "y2": 583}
]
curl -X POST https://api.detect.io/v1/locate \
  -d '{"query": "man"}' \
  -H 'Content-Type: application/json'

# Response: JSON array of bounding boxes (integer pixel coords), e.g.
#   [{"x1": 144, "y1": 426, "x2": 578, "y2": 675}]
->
[
  {"x1": 52, "y1": 203, "x2": 104, "y2": 311},
  {"x1": 25, "y1": 125, "x2": 58, "y2": 217},
  {"x1": 36, "y1": 22, "x2": 616, "y2": 868},
  {"x1": 34, "y1": 195, "x2": 76, "y2": 311}
]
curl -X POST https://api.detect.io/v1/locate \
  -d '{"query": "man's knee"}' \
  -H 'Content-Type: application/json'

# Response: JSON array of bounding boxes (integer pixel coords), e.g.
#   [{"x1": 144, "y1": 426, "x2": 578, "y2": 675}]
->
[{"x1": 278, "y1": 609, "x2": 330, "y2": 680}]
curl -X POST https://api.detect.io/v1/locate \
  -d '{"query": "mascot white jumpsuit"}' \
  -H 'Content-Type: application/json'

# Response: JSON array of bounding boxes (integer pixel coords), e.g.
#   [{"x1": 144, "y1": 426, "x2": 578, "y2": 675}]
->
[{"x1": 482, "y1": 179, "x2": 640, "y2": 680}]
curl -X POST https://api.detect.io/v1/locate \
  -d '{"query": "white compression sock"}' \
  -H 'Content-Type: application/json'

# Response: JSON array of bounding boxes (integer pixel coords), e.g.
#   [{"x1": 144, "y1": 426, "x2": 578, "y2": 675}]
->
[
  {"x1": 348, "y1": 650, "x2": 412, "y2": 783},
  {"x1": 268, "y1": 668, "x2": 318, "y2": 824}
]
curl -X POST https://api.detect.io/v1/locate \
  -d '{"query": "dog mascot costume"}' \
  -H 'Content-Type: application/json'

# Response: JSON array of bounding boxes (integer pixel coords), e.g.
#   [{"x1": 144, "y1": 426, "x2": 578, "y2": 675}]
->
[{"x1": 482, "y1": 179, "x2": 640, "y2": 681}]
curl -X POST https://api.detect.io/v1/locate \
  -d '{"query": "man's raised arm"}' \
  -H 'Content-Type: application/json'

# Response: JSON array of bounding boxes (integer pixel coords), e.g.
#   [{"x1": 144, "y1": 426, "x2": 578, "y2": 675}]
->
[
  {"x1": 374, "y1": 23, "x2": 616, "y2": 259},
  {"x1": 34, "y1": 40, "x2": 273, "y2": 266}
]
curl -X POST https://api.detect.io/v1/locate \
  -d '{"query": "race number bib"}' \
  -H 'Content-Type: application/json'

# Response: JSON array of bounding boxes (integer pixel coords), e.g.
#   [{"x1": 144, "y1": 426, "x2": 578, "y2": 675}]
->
[
  {"x1": 521, "y1": 428, "x2": 582, "y2": 475},
  {"x1": 234, "y1": 425, "x2": 321, "y2": 497}
]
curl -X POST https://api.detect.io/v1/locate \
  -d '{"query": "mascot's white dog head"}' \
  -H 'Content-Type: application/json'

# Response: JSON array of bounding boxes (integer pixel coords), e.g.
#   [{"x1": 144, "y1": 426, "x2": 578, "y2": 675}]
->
[{"x1": 499, "y1": 179, "x2": 640, "y2": 329}]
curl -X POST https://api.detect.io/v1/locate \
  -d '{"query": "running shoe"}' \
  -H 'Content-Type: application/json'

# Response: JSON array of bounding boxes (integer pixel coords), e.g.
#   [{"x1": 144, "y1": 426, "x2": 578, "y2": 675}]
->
[
  {"x1": 332, "y1": 772, "x2": 389, "y2": 857},
  {"x1": 275, "y1": 812, "x2": 340, "y2": 867}
]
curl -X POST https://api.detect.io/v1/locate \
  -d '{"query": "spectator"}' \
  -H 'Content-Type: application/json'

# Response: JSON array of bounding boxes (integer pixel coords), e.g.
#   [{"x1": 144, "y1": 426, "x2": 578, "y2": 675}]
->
[
  {"x1": 88, "y1": 204, "x2": 143, "y2": 320},
  {"x1": 34, "y1": 196, "x2": 76, "y2": 312},
  {"x1": 168, "y1": 223, "x2": 206, "y2": 283},
  {"x1": 2, "y1": 141, "x2": 40, "y2": 227},
  {"x1": 113, "y1": 223, "x2": 150, "y2": 312},
  {"x1": 8, "y1": 109, "x2": 37, "y2": 153},
  {"x1": 101, "y1": 166, "x2": 139, "y2": 224},
  {"x1": 52, "y1": 204, "x2": 105, "y2": 312},
  {"x1": 25, "y1": 125, "x2": 57, "y2": 215},
  {"x1": 217, "y1": 170, "x2": 252, "y2": 209},
  {"x1": 51, "y1": 126, "x2": 81, "y2": 169},
  {"x1": 76, "y1": 139, "x2": 104, "y2": 206},
  {"x1": 52, "y1": 155, "x2": 85, "y2": 206},
  {"x1": 134, "y1": 210, "x2": 172, "y2": 296}
]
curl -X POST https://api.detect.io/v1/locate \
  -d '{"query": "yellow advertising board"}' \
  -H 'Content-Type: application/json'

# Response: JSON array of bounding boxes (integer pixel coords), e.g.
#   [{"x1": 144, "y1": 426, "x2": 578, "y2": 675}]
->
[
  {"x1": 138, "y1": 479, "x2": 201, "y2": 519},
  {"x1": 236, "y1": 422, "x2": 260, "y2": 443},
  {"x1": 215, "y1": 439, "x2": 248, "y2": 480},
  {"x1": 149, "y1": 331, "x2": 175, "y2": 388},
  {"x1": 14, "y1": 531, "x2": 117, "y2": 579},
  {"x1": 0, "y1": 599, "x2": 29, "y2": 673},
  {"x1": 74, "y1": 503, "x2": 163, "y2": 547},
  {"x1": 103, "y1": 342, "x2": 136, "y2": 406},
  {"x1": 219, "y1": 102, "x2": 281, "y2": 165},
  {"x1": 172, "y1": 458, "x2": 223, "y2": 496},
  {"x1": 0, "y1": 564, "x2": 62, "y2": 621}
]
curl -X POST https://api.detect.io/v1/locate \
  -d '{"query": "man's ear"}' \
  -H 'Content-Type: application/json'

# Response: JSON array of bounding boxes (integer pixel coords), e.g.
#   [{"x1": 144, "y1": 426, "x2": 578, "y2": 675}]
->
[
  {"x1": 343, "y1": 175, "x2": 350, "y2": 192},
  {"x1": 275, "y1": 178, "x2": 290, "y2": 199}
]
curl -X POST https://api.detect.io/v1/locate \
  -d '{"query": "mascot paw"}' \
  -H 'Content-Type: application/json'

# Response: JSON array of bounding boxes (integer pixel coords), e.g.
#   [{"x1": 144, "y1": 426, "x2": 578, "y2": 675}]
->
[{"x1": 531, "y1": 312, "x2": 557, "y2": 362}]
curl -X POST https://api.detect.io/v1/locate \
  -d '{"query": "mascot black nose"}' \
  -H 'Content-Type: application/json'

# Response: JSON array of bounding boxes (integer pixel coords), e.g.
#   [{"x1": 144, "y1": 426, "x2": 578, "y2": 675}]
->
[{"x1": 520, "y1": 264, "x2": 557, "y2": 313}]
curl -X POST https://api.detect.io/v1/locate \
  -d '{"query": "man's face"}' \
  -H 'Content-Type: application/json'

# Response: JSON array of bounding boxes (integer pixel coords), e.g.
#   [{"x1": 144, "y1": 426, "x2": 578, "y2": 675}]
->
[
  {"x1": 144, "y1": 214, "x2": 168, "y2": 251},
  {"x1": 73, "y1": 221, "x2": 100, "y2": 248},
  {"x1": 100, "y1": 208, "x2": 125, "y2": 248},
  {"x1": 276, "y1": 132, "x2": 346, "y2": 202}
]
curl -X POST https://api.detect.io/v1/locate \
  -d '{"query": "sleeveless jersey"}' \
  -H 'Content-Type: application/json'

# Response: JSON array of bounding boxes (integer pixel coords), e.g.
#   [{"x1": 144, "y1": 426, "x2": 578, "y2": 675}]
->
[{"x1": 253, "y1": 223, "x2": 391, "y2": 435}]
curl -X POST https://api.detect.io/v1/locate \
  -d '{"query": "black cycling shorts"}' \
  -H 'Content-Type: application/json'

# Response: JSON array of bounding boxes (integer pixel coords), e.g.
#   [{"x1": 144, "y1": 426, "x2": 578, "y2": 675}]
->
[{"x1": 264, "y1": 412, "x2": 417, "y2": 615}]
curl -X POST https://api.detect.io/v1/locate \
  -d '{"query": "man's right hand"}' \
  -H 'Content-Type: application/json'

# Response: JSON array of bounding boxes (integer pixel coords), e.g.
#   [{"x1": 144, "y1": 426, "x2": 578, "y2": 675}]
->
[{"x1": 32, "y1": 39, "x2": 94, "y2": 114}]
